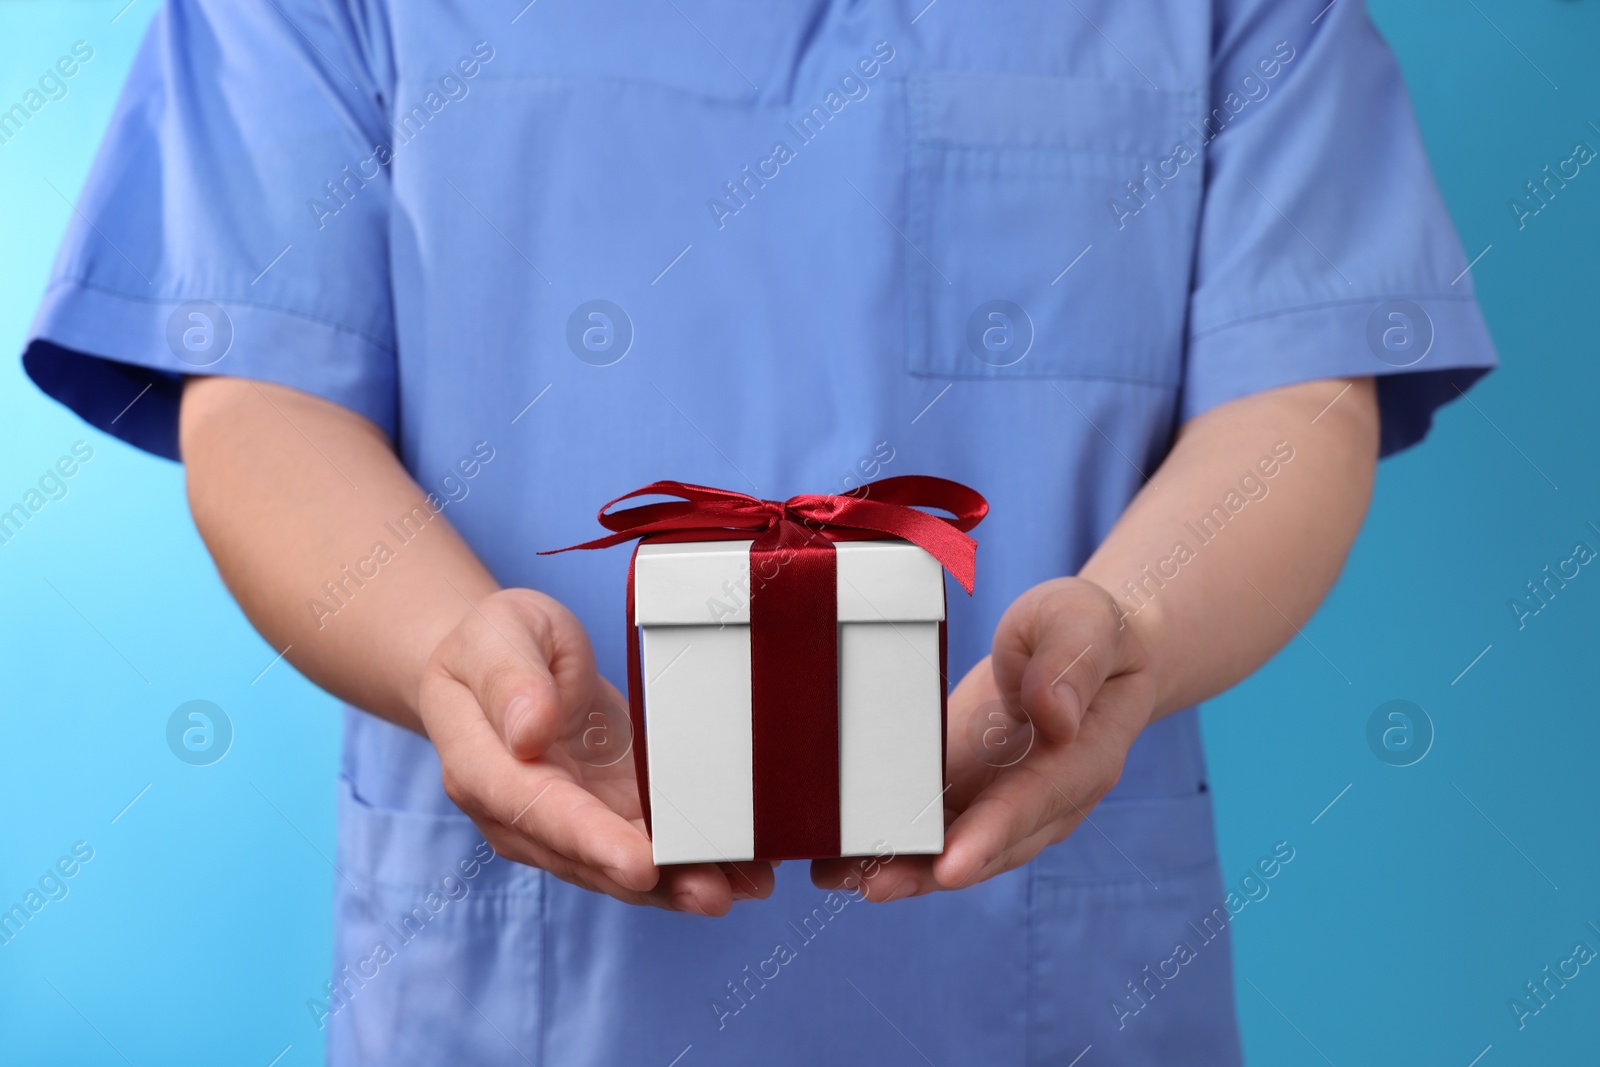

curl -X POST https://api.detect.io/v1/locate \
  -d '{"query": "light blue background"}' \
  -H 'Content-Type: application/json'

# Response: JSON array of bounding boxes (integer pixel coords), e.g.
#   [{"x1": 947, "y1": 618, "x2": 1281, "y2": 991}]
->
[{"x1": 1, "y1": 2, "x2": 1595, "y2": 1064}]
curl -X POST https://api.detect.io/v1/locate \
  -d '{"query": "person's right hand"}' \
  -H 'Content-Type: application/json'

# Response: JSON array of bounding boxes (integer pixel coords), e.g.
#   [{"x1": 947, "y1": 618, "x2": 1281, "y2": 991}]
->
[{"x1": 419, "y1": 588, "x2": 776, "y2": 915}]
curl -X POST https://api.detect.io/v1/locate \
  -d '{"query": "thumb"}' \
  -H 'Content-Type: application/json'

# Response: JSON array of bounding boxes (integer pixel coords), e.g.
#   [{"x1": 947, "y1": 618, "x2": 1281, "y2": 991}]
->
[
  {"x1": 449, "y1": 589, "x2": 597, "y2": 760},
  {"x1": 990, "y1": 579, "x2": 1114, "y2": 745}
]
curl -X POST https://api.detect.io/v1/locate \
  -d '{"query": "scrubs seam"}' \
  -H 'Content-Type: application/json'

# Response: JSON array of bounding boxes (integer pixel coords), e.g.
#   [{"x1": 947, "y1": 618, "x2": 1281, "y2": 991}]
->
[
  {"x1": 905, "y1": 369, "x2": 1180, "y2": 390},
  {"x1": 339, "y1": 877, "x2": 537, "y2": 898},
  {"x1": 905, "y1": 75, "x2": 1199, "y2": 161},
  {"x1": 1189, "y1": 290, "x2": 1481, "y2": 341},
  {"x1": 904, "y1": 77, "x2": 929, "y2": 379},
  {"x1": 1030, "y1": 853, "x2": 1218, "y2": 886},
  {"x1": 539, "y1": 870, "x2": 549, "y2": 1066},
  {"x1": 912, "y1": 141, "x2": 1179, "y2": 162},
  {"x1": 1026, "y1": 860, "x2": 1035, "y2": 1066},
  {"x1": 44, "y1": 275, "x2": 397, "y2": 353},
  {"x1": 457, "y1": 71, "x2": 760, "y2": 108}
]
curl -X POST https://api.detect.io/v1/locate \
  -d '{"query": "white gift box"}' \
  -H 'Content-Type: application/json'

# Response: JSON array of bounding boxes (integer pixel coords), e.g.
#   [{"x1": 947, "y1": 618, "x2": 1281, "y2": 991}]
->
[{"x1": 633, "y1": 537, "x2": 948, "y2": 865}]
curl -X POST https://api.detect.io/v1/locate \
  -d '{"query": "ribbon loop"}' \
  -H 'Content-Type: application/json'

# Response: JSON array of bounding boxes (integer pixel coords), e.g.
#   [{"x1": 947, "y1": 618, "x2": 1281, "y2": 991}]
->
[{"x1": 543, "y1": 475, "x2": 988, "y2": 593}]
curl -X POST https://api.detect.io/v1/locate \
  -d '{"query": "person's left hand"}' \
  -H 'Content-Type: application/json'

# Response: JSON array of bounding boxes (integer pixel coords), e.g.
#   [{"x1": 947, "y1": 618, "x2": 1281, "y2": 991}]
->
[{"x1": 812, "y1": 576, "x2": 1158, "y2": 900}]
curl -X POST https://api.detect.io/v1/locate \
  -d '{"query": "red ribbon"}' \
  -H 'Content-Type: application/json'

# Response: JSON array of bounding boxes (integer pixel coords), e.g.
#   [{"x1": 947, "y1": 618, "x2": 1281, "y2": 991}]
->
[{"x1": 543, "y1": 476, "x2": 988, "y2": 860}]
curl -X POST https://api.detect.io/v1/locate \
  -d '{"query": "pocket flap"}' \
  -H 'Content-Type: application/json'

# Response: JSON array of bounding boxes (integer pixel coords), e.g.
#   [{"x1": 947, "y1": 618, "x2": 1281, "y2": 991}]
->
[{"x1": 911, "y1": 72, "x2": 1197, "y2": 158}]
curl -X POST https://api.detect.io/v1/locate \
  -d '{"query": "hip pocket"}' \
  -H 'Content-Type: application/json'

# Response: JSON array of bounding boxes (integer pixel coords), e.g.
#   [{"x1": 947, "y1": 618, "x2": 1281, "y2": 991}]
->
[
  {"x1": 904, "y1": 72, "x2": 1201, "y2": 385},
  {"x1": 325, "y1": 779, "x2": 544, "y2": 1066},
  {"x1": 1025, "y1": 790, "x2": 1243, "y2": 1065}
]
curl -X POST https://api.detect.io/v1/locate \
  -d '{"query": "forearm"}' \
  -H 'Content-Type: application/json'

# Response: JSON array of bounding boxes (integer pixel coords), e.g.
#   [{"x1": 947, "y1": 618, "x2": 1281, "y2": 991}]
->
[
  {"x1": 179, "y1": 377, "x2": 500, "y2": 732},
  {"x1": 1079, "y1": 377, "x2": 1378, "y2": 718}
]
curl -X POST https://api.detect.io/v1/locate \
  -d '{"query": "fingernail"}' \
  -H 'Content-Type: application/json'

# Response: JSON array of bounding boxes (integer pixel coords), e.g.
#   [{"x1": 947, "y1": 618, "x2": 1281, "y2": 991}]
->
[{"x1": 671, "y1": 890, "x2": 705, "y2": 915}]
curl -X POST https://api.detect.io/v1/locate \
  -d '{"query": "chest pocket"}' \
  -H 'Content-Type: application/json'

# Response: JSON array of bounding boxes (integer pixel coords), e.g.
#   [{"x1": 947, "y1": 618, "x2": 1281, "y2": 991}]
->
[{"x1": 904, "y1": 71, "x2": 1202, "y2": 385}]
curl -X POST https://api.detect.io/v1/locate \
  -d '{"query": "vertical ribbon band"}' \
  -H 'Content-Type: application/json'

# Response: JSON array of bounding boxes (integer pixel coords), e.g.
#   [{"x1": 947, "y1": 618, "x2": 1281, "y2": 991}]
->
[{"x1": 749, "y1": 519, "x2": 840, "y2": 858}]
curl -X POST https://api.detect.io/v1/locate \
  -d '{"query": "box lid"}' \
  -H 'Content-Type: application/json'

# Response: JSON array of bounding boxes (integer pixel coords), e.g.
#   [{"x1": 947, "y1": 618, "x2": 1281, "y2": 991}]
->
[{"x1": 634, "y1": 538, "x2": 945, "y2": 625}]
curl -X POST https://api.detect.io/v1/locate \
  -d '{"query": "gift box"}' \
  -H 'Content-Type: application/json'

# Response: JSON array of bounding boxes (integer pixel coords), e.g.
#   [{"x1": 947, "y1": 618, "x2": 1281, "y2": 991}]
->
[
  {"x1": 635, "y1": 536, "x2": 948, "y2": 864},
  {"x1": 545, "y1": 477, "x2": 987, "y2": 864}
]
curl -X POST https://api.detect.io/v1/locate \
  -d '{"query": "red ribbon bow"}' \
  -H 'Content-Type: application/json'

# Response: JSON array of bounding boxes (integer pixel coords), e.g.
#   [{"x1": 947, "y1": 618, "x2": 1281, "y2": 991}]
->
[
  {"x1": 542, "y1": 475, "x2": 988, "y2": 593},
  {"x1": 543, "y1": 476, "x2": 988, "y2": 860}
]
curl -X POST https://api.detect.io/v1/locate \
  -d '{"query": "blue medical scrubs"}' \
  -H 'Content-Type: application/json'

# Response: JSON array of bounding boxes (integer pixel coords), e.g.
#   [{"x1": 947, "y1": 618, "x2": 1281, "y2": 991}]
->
[{"x1": 25, "y1": 1, "x2": 1496, "y2": 1062}]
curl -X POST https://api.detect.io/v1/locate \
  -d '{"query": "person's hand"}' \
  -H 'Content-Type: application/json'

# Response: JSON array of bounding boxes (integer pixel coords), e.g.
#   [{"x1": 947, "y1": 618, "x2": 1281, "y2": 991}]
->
[
  {"x1": 811, "y1": 577, "x2": 1157, "y2": 899},
  {"x1": 419, "y1": 588, "x2": 776, "y2": 915}
]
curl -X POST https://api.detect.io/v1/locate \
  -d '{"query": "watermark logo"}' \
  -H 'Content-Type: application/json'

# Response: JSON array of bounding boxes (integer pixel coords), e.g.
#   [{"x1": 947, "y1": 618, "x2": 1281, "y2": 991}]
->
[
  {"x1": 710, "y1": 840, "x2": 896, "y2": 1032},
  {"x1": 1509, "y1": 131, "x2": 1596, "y2": 231},
  {"x1": 166, "y1": 700, "x2": 233, "y2": 767},
  {"x1": 0, "y1": 40, "x2": 96, "y2": 150},
  {"x1": 1365, "y1": 699, "x2": 1433, "y2": 767},
  {"x1": 965, "y1": 698, "x2": 1034, "y2": 768},
  {"x1": 1109, "y1": 40, "x2": 1297, "y2": 230},
  {"x1": 564, "y1": 694, "x2": 633, "y2": 768},
  {"x1": 705, "y1": 41, "x2": 896, "y2": 231},
  {"x1": 0, "y1": 841, "x2": 95, "y2": 948},
  {"x1": 566, "y1": 300, "x2": 633, "y2": 367},
  {"x1": 1110, "y1": 841, "x2": 1296, "y2": 1030},
  {"x1": 309, "y1": 42, "x2": 496, "y2": 231},
  {"x1": 1365, "y1": 300, "x2": 1433, "y2": 368},
  {"x1": 1508, "y1": 919, "x2": 1600, "y2": 1030},
  {"x1": 165, "y1": 301, "x2": 234, "y2": 368},
  {"x1": 965, "y1": 300, "x2": 1033, "y2": 368}
]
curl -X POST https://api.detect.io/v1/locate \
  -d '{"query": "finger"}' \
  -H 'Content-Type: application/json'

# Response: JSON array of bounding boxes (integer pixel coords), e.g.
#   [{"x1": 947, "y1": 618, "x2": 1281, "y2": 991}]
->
[
  {"x1": 432, "y1": 671, "x2": 780, "y2": 915},
  {"x1": 719, "y1": 861, "x2": 778, "y2": 901},
  {"x1": 933, "y1": 686, "x2": 1138, "y2": 889},
  {"x1": 932, "y1": 767, "x2": 1061, "y2": 888},
  {"x1": 810, "y1": 854, "x2": 934, "y2": 902},
  {"x1": 505, "y1": 831, "x2": 768, "y2": 915},
  {"x1": 940, "y1": 658, "x2": 1009, "y2": 805},
  {"x1": 940, "y1": 814, "x2": 1074, "y2": 892},
  {"x1": 628, "y1": 860, "x2": 774, "y2": 913},
  {"x1": 655, "y1": 864, "x2": 745, "y2": 915},
  {"x1": 990, "y1": 579, "x2": 1120, "y2": 744},
  {"x1": 622, "y1": 860, "x2": 748, "y2": 915},
  {"x1": 443, "y1": 590, "x2": 594, "y2": 759},
  {"x1": 477, "y1": 822, "x2": 742, "y2": 914},
  {"x1": 814, "y1": 831, "x2": 1065, "y2": 901},
  {"x1": 477, "y1": 823, "x2": 645, "y2": 900},
  {"x1": 428, "y1": 672, "x2": 658, "y2": 893}
]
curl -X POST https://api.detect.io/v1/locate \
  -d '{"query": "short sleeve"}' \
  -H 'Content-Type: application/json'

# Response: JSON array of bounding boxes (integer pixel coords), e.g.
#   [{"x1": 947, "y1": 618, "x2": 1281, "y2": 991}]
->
[
  {"x1": 22, "y1": 0, "x2": 396, "y2": 461},
  {"x1": 1182, "y1": 0, "x2": 1497, "y2": 456}
]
